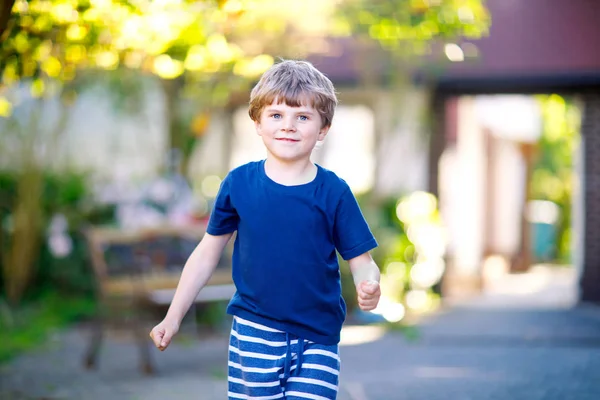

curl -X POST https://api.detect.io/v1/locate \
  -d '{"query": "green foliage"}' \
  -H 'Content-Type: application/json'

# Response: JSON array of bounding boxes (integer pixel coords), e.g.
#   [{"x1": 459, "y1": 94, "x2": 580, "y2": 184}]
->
[
  {"x1": 1, "y1": 0, "x2": 491, "y2": 88},
  {"x1": 337, "y1": 0, "x2": 490, "y2": 56},
  {"x1": 0, "y1": 291, "x2": 96, "y2": 364},
  {"x1": 354, "y1": 191, "x2": 444, "y2": 319},
  {"x1": 0, "y1": 169, "x2": 116, "y2": 301},
  {"x1": 531, "y1": 95, "x2": 581, "y2": 263},
  {"x1": 352, "y1": 193, "x2": 412, "y2": 305}
]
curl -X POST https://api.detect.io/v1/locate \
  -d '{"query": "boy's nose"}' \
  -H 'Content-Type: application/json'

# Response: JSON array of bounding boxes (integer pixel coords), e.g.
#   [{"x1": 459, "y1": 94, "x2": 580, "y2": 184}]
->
[{"x1": 281, "y1": 117, "x2": 296, "y2": 131}]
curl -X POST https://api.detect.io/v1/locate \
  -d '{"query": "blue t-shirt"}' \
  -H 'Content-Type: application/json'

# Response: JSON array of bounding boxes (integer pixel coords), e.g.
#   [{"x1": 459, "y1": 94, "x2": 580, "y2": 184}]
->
[{"x1": 206, "y1": 160, "x2": 377, "y2": 345}]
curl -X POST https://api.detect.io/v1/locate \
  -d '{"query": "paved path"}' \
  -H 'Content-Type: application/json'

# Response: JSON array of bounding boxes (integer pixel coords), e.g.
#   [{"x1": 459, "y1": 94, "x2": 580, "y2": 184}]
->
[{"x1": 2, "y1": 267, "x2": 600, "y2": 399}]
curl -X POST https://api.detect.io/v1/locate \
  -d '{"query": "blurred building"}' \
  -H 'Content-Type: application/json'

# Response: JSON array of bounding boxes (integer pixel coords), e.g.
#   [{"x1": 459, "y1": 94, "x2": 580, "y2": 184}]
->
[{"x1": 416, "y1": 0, "x2": 600, "y2": 303}]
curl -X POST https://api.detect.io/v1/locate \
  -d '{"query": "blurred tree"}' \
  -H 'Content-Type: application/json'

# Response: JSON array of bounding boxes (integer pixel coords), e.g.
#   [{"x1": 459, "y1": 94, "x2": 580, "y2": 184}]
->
[
  {"x1": 0, "y1": 0, "x2": 16, "y2": 39},
  {"x1": 338, "y1": 0, "x2": 489, "y2": 51},
  {"x1": 531, "y1": 94, "x2": 581, "y2": 263}
]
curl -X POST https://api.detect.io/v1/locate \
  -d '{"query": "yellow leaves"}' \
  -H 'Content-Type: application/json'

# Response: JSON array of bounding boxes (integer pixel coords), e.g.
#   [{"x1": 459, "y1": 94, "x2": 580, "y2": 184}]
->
[
  {"x1": 42, "y1": 56, "x2": 62, "y2": 77},
  {"x1": 19, "y1": 15, "x2": 35, "y2": 29},
  {"x1": 13, "y1": 0, "x2": 29, "y2": 13},
  {"x1": 4, "y1": 0, "x2": 491, "y2": 87},
  {"x1": 124, "y1": 51, "x2": 144, "y2": 69},
  {"x1": 457, "y1": 6, "x2": 475, "y2": 23},
  {"x1": 120, "y1": 16, "x2": 145, "y2": 49},
  {"x1": 410, "y1": 0, "x2": 430, "y2": 13},
  {"x1": 13, "y1": 32, "x2": 31, "y2": 54},
  {"x1": 0, "y1": 97, "x2": 13, "y2": 118},
  {"x1": 417, "y1": 20, "x2": 439, "y2": 39},
  {"x1": 66, "y1": 24, "x2": 88, "y2": 41},
  {"x1": 153, "y1": 54, "x2": 184, "y2": 79},
  {"x1": 28, "y1": 0, "x2": 51, "y2": 13},
  {"x1": 34, "y1": 40, "x2": 53, "y2": 62},
  {"x1": 539, "y1": 94, "x2": 566, "y2": 143},
  {"x1": 358, "y1": 10, "x2": 375, "y2": 25},
  {"x1": 222, "y1": 0, "x2": 244, "y2": 14},
  {"x1": 233, "y1": 54, "x2": 273, "y2": 78},
  {"x1": 369, "y1": 21, "x2": 411, "y2": 41},
  {"x1": 31, "y1": 79, "x2": 45, "y2": 97},
  {"x1": 184, "y1": 45, "x2": 208, "y2": 71},
  {"x1": 94, "y1": 50, "x2": 119, "y2": 70},
  {"x1": 50, "y1": 2, "x2": 79, "y2": 24},
  {"x1": 532, "y1": 170, "x2": 565, "y2": 203},
  {"x1": 183, "y1": 35, "x2": 243, "y2": 74},
  {"x1": 538, "y1": 94, "x2": 580, "y2": 146},
  {"x1": 82, "y1": 8, "x2": 100, "y2": 23},
  {"x1": 66, "y1": 45, "x2": 86, "y2": 64},
  {"x1": 22, "y1": 60, "x2": 38, "y2": 77},
  {"x1": 89, "y1": 0, "x2": 112, "y2": 10},
  {"x1": 2, "y1": 62, "x2": 19, "y2": 85},
  {"x1": 330, "y1": 17, "x2": 352, "y2": 37},
  {"x1": 206, "y1": 34, "x2": 239, "y2": 64},
  {"x1": 32, "y1": 14, "x2": 54, "y2": 33}
]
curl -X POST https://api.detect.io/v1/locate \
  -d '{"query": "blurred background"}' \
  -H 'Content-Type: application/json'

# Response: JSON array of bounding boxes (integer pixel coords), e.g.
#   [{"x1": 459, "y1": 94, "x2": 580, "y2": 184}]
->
[{"x1": 2, "y1": 0, "x2": 600, "y2": 399}]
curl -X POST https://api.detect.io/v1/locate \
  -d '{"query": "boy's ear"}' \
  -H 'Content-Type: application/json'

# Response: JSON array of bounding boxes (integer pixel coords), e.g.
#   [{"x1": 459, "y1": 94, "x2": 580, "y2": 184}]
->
[
  {"x1": 254, "y1": 119, "x2": 262, "y2": 136},
  {"x1": 318, "y1": 125, "x2": 330, "y2": 141}
]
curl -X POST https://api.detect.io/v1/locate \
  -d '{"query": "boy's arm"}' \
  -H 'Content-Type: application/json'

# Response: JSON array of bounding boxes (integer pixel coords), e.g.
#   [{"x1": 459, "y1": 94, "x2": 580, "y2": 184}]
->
[
  {"x1": 348, "y1": 252, "x2": 381, "y2": 311},
  {"x1": 164, "y1": 232, "x2": 233, "y2": 325},
  {"x1": 150, "y1": 231, "x2": 233, "y2": 351},
  {"x1": 348, "y1": 252, "x2": 380, "y2": 286}
]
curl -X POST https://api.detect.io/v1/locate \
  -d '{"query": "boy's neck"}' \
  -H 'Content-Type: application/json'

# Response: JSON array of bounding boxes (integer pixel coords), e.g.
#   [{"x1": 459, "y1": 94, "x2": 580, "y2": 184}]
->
[{"x1": 264, "y1": 157, "x2": 317, "y2": 186}]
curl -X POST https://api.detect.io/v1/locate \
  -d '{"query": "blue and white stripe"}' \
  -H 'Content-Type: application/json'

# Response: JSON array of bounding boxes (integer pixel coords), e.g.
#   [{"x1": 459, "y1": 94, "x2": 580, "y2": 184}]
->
[{"x1": 228, "y1": 316, "x2": 340, "y2": 399}]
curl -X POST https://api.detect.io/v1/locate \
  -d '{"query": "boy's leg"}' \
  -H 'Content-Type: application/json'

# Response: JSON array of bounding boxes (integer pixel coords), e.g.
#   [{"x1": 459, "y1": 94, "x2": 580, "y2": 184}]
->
[
  {"x1": 228, "y1": 316, "x2": 287, "y2": 399},
  {"x1": 283, "y1": 341, "x2": 340, "y2": 400}
]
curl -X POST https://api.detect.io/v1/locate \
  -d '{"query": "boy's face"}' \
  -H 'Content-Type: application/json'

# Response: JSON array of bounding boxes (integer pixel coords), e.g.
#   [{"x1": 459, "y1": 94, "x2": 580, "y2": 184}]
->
[{"x1": 254, "y1": 100, "x2": 329, "y2": 164}]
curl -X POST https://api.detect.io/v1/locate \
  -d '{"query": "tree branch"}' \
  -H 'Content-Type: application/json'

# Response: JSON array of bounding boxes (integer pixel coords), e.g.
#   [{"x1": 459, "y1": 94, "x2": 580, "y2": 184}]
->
[{"x1": 0, "y1": 0, "x2": 16, "y2": 42}]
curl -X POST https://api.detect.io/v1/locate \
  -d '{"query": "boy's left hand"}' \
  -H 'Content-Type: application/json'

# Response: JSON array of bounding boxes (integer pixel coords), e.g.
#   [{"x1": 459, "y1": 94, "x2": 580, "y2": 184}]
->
[{"x1": 357, "y1": 281, "x2": 381, "y2": 311}]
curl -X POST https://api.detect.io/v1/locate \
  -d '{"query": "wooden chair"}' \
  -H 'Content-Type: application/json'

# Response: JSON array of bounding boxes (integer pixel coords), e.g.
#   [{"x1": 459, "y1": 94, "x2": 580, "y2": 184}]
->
[{"x1": 83, "y1": 225, "x2": 235, "y2": 374}]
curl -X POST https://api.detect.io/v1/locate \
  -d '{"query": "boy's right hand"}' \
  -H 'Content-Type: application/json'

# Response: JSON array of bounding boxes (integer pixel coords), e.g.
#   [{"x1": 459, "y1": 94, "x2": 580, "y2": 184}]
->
[{"x1": 149, "y1": 318, "x2": 180, "y2": 351}]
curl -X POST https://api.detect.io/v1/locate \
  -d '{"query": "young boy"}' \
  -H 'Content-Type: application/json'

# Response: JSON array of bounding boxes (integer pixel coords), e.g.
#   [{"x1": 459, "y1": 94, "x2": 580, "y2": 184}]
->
[{"x1": 150, "y1": 60, "x2": 381, "y2": 399}]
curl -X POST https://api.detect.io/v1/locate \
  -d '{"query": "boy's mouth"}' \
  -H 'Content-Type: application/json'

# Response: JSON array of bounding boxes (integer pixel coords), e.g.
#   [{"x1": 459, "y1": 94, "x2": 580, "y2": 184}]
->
[{"x1": 276, "y1": 138, "x2": 299, "y2": 142}]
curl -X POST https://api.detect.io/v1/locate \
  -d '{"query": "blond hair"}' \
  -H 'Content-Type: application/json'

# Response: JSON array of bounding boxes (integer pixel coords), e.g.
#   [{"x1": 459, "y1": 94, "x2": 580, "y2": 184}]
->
[{"x1": 248, "y1": 60, "x2": 338, "y2": 128}]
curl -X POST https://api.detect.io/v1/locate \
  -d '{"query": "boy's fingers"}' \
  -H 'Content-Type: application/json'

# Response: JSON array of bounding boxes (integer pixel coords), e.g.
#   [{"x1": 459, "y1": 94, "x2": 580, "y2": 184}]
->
[
  {"x1": 358, "y1": 295, "x2": 378, "y2": 305},
  {"x1": 358, "y1": 300, "x2": 377, "y2": 311},
  {"x1": 358, "y1": 290, "x2": 373, "y2": 301},
  {"x1": 149, "y1": 329, "x2": 161, "y2": 347},
  {"x1": 360, "y1": 281, "x2": 380, "y2": 296},
  {"x1": 150, "y1": 327, "x2": 169, "y2": 350},
  {"x1": 160, "y1": 331, "x2": 173, "y2": 349},
  {"x1": 357, "y1": 282, "x2": 381, "y2": 311}
]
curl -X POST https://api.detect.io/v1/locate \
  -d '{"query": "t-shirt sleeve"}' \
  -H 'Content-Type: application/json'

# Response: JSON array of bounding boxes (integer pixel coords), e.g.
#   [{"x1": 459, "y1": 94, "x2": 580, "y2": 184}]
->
[
  {"x1": 206, "y1": 173, "x2": 239, "y2": 235},
  {"x1": 333, "y1": 187, "x2": 378, "y2": 260}
]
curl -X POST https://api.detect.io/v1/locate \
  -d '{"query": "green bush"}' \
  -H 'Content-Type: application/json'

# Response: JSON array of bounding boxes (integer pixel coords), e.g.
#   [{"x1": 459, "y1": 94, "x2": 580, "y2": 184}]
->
[
  {"x1": 0, "y1": 169, "x2": 116, "y2": 363},
  {"x1": 0, "y1": 170, "x2": 116, "y2": 302}
]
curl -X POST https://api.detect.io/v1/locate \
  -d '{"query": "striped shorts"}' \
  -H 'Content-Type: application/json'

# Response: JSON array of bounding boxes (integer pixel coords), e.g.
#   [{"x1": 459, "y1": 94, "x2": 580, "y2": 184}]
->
[{"x1": 228, "y1": 316, "x2": 341, "y2": 399}]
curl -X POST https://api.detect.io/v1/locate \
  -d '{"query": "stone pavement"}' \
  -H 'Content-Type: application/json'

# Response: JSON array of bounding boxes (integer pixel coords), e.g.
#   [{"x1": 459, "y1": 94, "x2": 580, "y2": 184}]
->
[{"x1": 2, "y1": 267, "x2": 600, "y2": 399}]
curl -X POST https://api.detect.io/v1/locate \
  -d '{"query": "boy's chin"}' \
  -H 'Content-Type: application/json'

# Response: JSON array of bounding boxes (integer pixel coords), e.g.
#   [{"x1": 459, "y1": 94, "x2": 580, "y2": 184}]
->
[{"x1": 267, "y1": 150, "x2": 311, "y2": 162}]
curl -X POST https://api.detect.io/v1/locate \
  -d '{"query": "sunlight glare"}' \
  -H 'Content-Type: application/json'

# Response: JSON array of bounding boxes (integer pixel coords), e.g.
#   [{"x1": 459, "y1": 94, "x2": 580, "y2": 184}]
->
[{"x1": 339, "y1": 325, "x2": 386, "y2": 346}]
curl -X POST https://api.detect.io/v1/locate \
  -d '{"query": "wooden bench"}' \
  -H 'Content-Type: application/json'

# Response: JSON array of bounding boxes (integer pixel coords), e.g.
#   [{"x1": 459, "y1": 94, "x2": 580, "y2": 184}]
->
[{"x1": 83, "y1": 225, "x2": 235, "y2": 374}]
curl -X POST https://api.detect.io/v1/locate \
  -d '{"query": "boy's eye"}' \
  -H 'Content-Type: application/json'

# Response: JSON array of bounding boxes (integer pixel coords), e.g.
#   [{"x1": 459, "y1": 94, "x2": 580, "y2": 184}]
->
[
  {"x1": 272, "y1": 113, "x2": 281, "y2": 119},
  {"x1": 298, "y1": 115, "x2": 308, "y2": 121}
]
